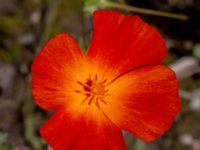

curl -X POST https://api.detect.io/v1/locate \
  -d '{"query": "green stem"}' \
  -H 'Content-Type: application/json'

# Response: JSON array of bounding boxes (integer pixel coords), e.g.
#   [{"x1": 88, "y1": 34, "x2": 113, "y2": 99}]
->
[{"x1": 101, "y1": 1, "x2": 188, "y2": 21}]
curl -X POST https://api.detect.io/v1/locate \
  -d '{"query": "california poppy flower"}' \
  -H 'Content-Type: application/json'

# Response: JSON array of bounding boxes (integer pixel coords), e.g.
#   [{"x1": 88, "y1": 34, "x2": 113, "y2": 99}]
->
[{"x1": 31, "y1": 10, "x2": 181, "y2": 150}]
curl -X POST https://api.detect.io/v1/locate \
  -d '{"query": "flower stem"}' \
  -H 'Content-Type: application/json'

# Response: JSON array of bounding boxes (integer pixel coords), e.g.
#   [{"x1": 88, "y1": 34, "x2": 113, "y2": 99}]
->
[{"x1": 101, "y1": 1, "x2": 188, "y2": 21}]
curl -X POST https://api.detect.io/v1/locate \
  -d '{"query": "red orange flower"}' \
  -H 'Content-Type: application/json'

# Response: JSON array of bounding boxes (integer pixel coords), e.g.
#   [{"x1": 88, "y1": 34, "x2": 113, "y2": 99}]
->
[{"x1": 31, "y1": 10, "x2": 181, "y2": 150}]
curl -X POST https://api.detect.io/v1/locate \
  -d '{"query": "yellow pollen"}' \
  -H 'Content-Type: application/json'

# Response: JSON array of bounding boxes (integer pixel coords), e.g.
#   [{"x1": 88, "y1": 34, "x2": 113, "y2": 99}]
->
[
  {"x1": 91, "y1": 82, "x2": 105, "y2": 96},
  {"x1": 75, "y1": 74, "x2": 109, "y2": 109}
]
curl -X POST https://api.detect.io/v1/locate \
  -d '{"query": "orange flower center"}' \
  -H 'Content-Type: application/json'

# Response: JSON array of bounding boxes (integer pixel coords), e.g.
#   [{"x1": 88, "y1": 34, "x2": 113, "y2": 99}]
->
[{"x1": 75, "y1": 74, "x2": 109, "y2": 109}]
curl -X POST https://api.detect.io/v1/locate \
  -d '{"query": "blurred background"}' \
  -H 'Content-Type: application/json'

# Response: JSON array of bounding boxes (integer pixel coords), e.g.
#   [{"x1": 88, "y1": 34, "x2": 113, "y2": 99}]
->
[{"x1": 0, "y1": 0, "x2": 200, "y2": 149}]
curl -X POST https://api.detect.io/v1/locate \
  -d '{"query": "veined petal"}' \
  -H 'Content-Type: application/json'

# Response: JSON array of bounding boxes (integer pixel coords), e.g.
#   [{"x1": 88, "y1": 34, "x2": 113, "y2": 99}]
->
[
  {"x1": 31, "y1": 33, "x2": 83, "y2": 110},
  {"x1": 101, "y1": 65, "x2": 181, "y2": 141},
  {"x1": 40, "y1": 110, "x2": 126, "y2": 150},
  {"x1": 87, "y1": 10, "x2": 167, "y2": 76},
  {"x1": 40, "y1": 110, "x2": 82, "y2": 150}
]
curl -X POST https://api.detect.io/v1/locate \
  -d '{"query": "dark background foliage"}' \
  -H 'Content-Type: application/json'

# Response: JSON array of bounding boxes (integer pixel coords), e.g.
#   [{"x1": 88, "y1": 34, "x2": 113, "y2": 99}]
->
[{"x1": 0, "y1": 0, "x2": 200, "y2": 149}]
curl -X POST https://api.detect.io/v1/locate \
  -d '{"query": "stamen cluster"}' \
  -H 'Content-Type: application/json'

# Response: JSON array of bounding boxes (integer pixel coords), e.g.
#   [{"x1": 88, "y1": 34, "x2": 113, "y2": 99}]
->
[{"x1": 75, "y1": 74, "x2": 109, "y2": 109}]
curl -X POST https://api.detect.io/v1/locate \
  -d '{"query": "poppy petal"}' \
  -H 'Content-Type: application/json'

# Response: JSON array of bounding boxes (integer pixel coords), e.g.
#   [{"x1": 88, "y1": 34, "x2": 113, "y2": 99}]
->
[
  {"x1": 40, "y1": 110, "x2": 126, "y2": 150},
  {"x1": 87, "y1": 10, "x2": 167, "y2": 76},
  {"x1": 31, "y1": 33, "x2": 83, "y2": 110},
  {"x1": 101, "y1": 65, "x2": 181, "y2": 141},
  {"x1": 40, "y1": 110, "x2": 82, "y2": 150}
]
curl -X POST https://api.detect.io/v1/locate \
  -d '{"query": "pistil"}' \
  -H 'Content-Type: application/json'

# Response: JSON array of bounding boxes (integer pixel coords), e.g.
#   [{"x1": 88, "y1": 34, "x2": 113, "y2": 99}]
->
[{"x1": 75, "y1": 74, "x2": 109, "y2": 109}]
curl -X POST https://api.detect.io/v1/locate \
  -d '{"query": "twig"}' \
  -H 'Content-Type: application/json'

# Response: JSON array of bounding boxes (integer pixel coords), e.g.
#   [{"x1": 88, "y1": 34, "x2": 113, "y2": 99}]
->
[{"x1": 101, "y1": 1, "x2": 188, "y2": 21}]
